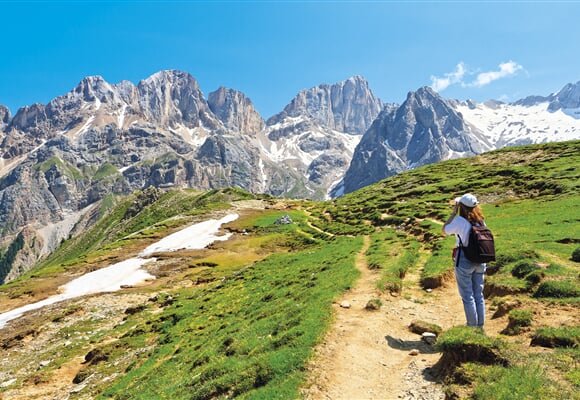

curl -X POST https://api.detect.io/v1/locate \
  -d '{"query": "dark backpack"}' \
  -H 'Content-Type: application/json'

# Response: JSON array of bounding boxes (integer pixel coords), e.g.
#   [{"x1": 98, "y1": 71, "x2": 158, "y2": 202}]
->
[{"x1": 460, "y1": 224, "x2": 496, "y2": 263}]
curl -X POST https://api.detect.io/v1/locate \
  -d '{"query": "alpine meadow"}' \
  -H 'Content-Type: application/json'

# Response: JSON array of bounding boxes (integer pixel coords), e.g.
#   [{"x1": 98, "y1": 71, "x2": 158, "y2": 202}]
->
[{"x1": 0, "y1": 140, "x2": 579, "y2": 399}]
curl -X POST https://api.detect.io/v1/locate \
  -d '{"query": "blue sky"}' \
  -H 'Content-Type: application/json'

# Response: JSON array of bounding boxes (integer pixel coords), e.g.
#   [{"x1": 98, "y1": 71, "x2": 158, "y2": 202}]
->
[{"x1": 1, "y1": 1, "x2": 579, "y2": 119}]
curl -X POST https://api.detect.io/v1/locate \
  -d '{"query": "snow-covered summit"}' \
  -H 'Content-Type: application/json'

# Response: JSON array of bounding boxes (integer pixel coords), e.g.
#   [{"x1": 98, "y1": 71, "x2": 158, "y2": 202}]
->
[{"x1": 457, "y1": 99, "x2": 579, "y2": 148}]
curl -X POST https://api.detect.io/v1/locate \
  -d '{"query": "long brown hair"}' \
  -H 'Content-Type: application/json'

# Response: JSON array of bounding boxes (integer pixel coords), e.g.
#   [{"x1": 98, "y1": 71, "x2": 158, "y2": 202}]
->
[{"x1": 459, "y1": 204, "x2": 485, "y2": 225}]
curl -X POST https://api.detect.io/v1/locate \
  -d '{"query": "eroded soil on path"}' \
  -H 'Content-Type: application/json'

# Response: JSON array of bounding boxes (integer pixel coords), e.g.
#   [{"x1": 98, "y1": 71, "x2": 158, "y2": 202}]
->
[{"x1": 302, "y1": 236, "x2": 507, "y2": 400}]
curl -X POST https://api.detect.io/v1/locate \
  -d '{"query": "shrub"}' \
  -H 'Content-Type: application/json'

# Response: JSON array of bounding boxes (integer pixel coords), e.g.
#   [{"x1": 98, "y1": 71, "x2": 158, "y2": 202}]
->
[
  {"x1": 525, "y1": 270, "x2": 545, "y2": 287},
  {"x1": 572, "y1": 247, "x2": 580, "y2": 262},
  {"x1": 365, "y1": 298, "x2": 382, "y2": 311},
  {"x1": 533, "y1": 280, "x2": 580, "y2": 298},
  {"x1": 512, "y1": 260, "x2": 541, "y2": 279}
]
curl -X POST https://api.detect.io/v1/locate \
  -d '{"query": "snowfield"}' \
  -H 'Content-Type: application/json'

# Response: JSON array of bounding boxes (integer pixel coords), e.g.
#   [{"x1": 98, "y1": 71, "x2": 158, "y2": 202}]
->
[
  {"x1": 0, "y1": 213, "x2": 239, "y2": 329},
  {"x1": 457, "y1": 101, "x2": 580, "y2": 147}
]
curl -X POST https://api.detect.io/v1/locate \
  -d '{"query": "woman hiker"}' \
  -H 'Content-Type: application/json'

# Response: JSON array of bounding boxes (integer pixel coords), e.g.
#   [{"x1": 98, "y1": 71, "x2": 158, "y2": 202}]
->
[{"x1": 442, "y1": 193, "x2": 487, "y2": 328}]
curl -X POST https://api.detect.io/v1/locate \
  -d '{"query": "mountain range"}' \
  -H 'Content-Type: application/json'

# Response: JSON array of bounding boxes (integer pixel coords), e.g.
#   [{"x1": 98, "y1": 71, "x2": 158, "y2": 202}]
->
[{"x1": 0, "y1": 70, "x2": 579, "y2": 282}]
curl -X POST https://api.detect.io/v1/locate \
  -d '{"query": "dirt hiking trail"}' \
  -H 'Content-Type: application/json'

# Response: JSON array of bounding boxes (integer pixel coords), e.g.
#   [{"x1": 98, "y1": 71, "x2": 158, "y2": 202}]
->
[{"x1": 302, "y1": 235, "x2": 505, "y2": 400}]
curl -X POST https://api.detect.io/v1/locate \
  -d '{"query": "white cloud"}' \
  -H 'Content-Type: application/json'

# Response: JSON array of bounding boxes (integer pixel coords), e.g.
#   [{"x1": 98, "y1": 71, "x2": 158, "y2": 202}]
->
[
  {"x1": 430, "y1": 61, "x2": 524, "y2": 92},
  {"x1": 469, "y1": 61, "x2": 523, "y2": 88},
  {"x1": 430, "y1": 62, "x2": 466, "y2": 91}
]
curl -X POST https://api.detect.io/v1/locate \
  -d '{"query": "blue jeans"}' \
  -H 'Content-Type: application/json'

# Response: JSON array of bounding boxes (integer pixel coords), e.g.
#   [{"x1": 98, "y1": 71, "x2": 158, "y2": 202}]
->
[{"x1": 454, "y1": 249, "x2": 486, "y2": 327}]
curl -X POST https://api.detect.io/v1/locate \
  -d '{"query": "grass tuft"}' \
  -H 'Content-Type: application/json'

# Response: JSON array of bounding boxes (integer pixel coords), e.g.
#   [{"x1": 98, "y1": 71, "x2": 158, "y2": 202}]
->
[
  {"x1": 533, "y1": 280, "x2": 580, "y2": 299},
  {"x1": 502, "y1": 309, "x2": 533, "y2": 335},
  {"x1": 459, "y1": 362, "x2": 562, "y2": 400},
  {"x1": 531, "y1": 326, "x2": 580, "y2": 348}
]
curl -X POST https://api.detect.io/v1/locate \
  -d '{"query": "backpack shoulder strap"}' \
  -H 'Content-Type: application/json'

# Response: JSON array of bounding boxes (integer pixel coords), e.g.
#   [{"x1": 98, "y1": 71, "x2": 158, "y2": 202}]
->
[{"x1": 458, "y1": 219, "x2": 475, "y2": 247}]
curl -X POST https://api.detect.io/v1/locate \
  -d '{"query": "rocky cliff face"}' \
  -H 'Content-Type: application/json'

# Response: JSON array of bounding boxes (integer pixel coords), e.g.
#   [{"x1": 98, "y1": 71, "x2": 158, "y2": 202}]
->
[
  {"x1": 259, "y1": 76, "x2": 388, "y2": 199},
  {"x1": 137, "y1": 70, "x2": 222, "y2": 131},
  {"x1": 208, "y1": 87, "x2": 265, "y2": 134},
  {"x1": 1, "y1": 226, "x2": 44, "y2": 283},
  {"x1": 337, "y1": 87, "x2": 485, "y2": 195},
  {"x1": 267, "y1": 75, "x2": 384, "y2": 135},
  {"x1": 0, "y1": 105, "x2": 9, "y2": 131}
]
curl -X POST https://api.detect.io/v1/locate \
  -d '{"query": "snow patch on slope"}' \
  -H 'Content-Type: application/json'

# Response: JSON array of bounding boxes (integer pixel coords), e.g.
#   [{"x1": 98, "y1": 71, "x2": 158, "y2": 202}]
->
[
  {"x1": 117, "y1": 104, "x2": 127, "y2": 129},
  {"x1": 139, "y1": 214, "x2": 239, "y2": 257},
  {"x1": 258, "y1": 159, "x2": 267, "y2": 192},
  {"x1": 74, "y1": 115, "x2": 95, "y2": 136},
  {"x1": 170, "y1": 124, "x2": 211, "y2": 148},
  {"x1": 0, "y1": 214, "x2": 239, "y2": 329}
]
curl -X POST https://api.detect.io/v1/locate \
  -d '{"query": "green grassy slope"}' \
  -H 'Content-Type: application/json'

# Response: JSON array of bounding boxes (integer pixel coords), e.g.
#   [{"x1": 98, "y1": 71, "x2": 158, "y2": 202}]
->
[
  {"x1": 100, "y1": 236, "x2": 362, "y2": 399},
  {"x1": 310, "y1": 140, "x2": 580, "y2": 399},
  {"x1": 311, "y1": 140, "x2": 579, "y2": 293},
  {"x1": 0, "y1": 140, "x2": 578, "y2": 399}
]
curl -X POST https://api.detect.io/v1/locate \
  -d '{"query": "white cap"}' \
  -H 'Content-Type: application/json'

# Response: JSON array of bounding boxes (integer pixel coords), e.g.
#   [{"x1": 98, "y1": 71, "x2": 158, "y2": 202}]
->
[{"x1": 455, "y1": 193, "x2": 478, "y2": 207}]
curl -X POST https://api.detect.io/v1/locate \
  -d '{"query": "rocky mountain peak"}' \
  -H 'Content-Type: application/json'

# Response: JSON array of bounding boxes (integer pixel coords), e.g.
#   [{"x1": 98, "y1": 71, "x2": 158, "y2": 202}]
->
[
  {"x1": 513, "y1": 95, "x2": 549, "y2": 107},
  {"x1": 548, "y1": 81, "x2": 580, "y2": 112},
  {"x1": 138, "y1": 70, "x2": 201, "y2": 97},
  {"x1": 406, "y1": 86, "x2": 444, "y2": 106},
  {"x1": 0, "y1": 105, "x2": 10, "y2": 130},
  {"x1": 267, "y1": 75, "x2": 384, "y2": 134},
  {"x1": 346, "y1": 74, "x2": 366, "y2": 84},
  {"x1": 8, "y1": 103, "x2": 49, "y2": 135},
  {"x1": 511, "y1": 81, "x2": 580, "y2": 113},
  {"x1": 73, "y1": 75, "x2": 111, "y2": 100},
  {"x1": 396, "y1": 86, "x2": 467, "y2": 142},
  {"x1": 53, "y1": 75, "x2": 137, "y2": 116},
  {"x1": 339, "y1": 85, "x2": 481, "y2": 196},
  {"x1": 137, "y1": 70, "x2": 219, "y2": 129},
  {"x1": 208, "y1": 87, "x2": 265, "y2": 135}
]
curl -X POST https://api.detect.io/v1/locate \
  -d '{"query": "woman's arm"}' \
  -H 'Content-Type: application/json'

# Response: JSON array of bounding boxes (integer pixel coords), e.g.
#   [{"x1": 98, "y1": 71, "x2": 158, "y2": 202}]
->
[{"x1": 442, "y1": 202, "x2": 459, "y2": 234}]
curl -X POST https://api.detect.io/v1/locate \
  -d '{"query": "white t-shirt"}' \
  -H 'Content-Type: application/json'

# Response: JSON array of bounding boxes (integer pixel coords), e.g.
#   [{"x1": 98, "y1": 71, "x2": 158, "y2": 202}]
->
[{"x1": 444, "y1": 215, "x2": 474, "y2": 247}]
